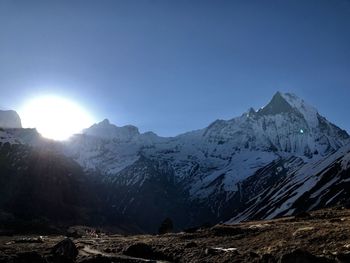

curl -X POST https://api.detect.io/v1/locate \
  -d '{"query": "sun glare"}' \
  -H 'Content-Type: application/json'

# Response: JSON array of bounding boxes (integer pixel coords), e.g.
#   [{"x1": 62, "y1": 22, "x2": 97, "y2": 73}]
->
[{"x1": 19, "y1": 95, "x2": 95, "y2": 140}]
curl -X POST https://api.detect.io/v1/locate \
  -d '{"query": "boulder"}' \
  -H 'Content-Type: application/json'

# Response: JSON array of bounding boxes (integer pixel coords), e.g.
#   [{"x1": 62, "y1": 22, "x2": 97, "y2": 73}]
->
[{"x1": 51, "y1": 238, "x2": 78, "y2": 261}]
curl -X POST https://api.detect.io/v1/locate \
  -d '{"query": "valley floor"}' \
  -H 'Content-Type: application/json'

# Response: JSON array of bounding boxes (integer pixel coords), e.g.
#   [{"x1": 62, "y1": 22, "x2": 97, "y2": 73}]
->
[{"x1": 1, "y1": 207, "x2": 350, "y2": 262}]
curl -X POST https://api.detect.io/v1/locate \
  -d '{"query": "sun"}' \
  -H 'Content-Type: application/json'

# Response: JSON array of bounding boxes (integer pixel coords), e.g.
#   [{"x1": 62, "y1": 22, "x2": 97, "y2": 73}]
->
[{"x1": 19, "y1": 95, "x2": 95, "y2": 140}]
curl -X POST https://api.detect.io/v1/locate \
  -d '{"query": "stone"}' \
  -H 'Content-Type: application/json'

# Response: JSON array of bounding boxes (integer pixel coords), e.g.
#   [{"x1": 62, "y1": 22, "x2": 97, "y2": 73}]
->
[
  {"x1": 51, "y1": 238, "x2": 78, "y2": 261},
  {"x1": 66, "y1": 227, "x2": 83, "y2": 238}
]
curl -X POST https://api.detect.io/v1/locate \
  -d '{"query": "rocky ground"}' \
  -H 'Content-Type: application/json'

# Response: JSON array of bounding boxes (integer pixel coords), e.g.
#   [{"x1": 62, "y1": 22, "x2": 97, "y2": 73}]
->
[{"x1": 1, "y1": 207, "x2": 350, "y2": 262}]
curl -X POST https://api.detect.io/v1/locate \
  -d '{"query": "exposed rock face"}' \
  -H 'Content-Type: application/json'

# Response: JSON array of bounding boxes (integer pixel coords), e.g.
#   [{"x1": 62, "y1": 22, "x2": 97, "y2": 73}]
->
[
  {"x1": 0, "y1": 110, "x2": 22, "y2": 128},
  {"x1": 258, "y1": 91, "x2": 296, "y2": 116}
]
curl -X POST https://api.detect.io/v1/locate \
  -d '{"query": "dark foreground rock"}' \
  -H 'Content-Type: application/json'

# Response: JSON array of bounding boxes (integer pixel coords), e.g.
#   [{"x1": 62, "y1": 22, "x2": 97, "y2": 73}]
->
[
  {"x1": 0, "y1": 208, "x2": 350, "y2": 263},
  {"x1": 51, "y1": 238, "x2": 78, "y2": 262}
]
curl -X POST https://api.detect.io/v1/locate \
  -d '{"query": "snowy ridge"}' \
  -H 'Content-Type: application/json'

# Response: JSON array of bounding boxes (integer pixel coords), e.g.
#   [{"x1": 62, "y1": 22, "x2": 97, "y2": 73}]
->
[
  {"x1": 228, "y1": 143, "x2": 350, "y2": 223},
  {"x1": 280, "y1": 92, "x2": 319, "y2": 128},
  {"x1": 63, "y1": 92, "x2": 349, "y2": 220},
  {"x1": 2, "y1": 92, "x2": 349, "y2": 226},
  {"x1": 82, "y1": 118, "x2": 140, "y2": 142}
]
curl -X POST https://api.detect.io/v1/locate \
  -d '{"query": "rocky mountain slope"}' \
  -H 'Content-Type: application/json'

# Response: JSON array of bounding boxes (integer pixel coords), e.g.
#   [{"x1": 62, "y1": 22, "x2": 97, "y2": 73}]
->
[
  {"x1": 0, "y1": 140, "x2": 88, "y2": 233},
  {"x1": 0, "y1": 139, "x2": 141, "y2": 235}
]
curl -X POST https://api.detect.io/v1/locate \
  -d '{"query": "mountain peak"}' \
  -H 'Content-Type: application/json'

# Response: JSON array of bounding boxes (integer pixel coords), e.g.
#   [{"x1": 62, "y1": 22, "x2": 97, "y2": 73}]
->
[
  {"x1": 255, "y1": 92, "x2": 321, "y2": 128},
  {"x1": 246, "y1": 107, "x2": 257, "y2": 118},
  {"x1": 83, "y1": 119, "x2": 140, "y2": 141},
  {"x1": 100, "y1": 118, "x2": 110, "y2": 125},
  {"x1": 0, "y1": 110, "x2": 22, "y2": 128},
  {"x1": 280, "y1": 92, "x2": 320, "y2": 128},
  {"x1": 257, "y1": 91, "x2": 295, "y2": 116}
]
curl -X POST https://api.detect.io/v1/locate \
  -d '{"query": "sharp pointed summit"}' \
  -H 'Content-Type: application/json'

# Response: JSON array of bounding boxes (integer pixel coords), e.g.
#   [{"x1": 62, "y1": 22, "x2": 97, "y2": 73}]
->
[{"x1": 258, "y1": 91, "x2": 296, "y2": 116}]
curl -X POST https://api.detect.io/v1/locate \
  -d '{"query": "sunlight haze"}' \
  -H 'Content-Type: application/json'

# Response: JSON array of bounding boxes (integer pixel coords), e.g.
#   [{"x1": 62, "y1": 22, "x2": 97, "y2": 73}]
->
[{"x1": 19, "y1": 95, "x2": 95, "y2": 140}]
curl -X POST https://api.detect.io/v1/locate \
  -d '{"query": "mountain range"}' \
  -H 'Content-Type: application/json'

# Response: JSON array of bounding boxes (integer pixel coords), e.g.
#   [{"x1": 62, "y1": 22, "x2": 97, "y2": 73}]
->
[{"x1": 0, "y1": 92, "x2": 349, "y2": 233}]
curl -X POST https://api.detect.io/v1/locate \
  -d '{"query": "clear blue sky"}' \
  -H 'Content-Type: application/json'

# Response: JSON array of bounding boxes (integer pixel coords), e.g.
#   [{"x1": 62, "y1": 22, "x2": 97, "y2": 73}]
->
[{"x1": 0, "y1": 0, "x2": 349, "y2": 136}]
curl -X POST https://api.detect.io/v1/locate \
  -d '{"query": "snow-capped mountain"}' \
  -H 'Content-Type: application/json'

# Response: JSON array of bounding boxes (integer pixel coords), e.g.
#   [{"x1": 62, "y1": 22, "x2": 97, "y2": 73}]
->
[
  {"x1": 63, "y1": 92, "x2": 349, "y2": 227},
  {"x1": 228, "y1": 142, "x2": 350, "y2": 223},
  {"x1": 1, "y1": 92, "x2": 349, "y2": 232},
  {"x1": 83, "y1": 118, "x2": 141, "y2": 142},
  {"x1": 68, "y1": 92, "x2": 348, "y2": 177},
  {"x1": 0, "y1": 110, "x2": 22, "y2": 128}
]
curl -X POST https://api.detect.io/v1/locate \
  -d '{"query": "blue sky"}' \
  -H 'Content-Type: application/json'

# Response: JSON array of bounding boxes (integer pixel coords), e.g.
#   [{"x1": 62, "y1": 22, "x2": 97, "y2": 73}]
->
[{"x1": 0, "y1": 0, "x2": 349, "y2": 136}]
